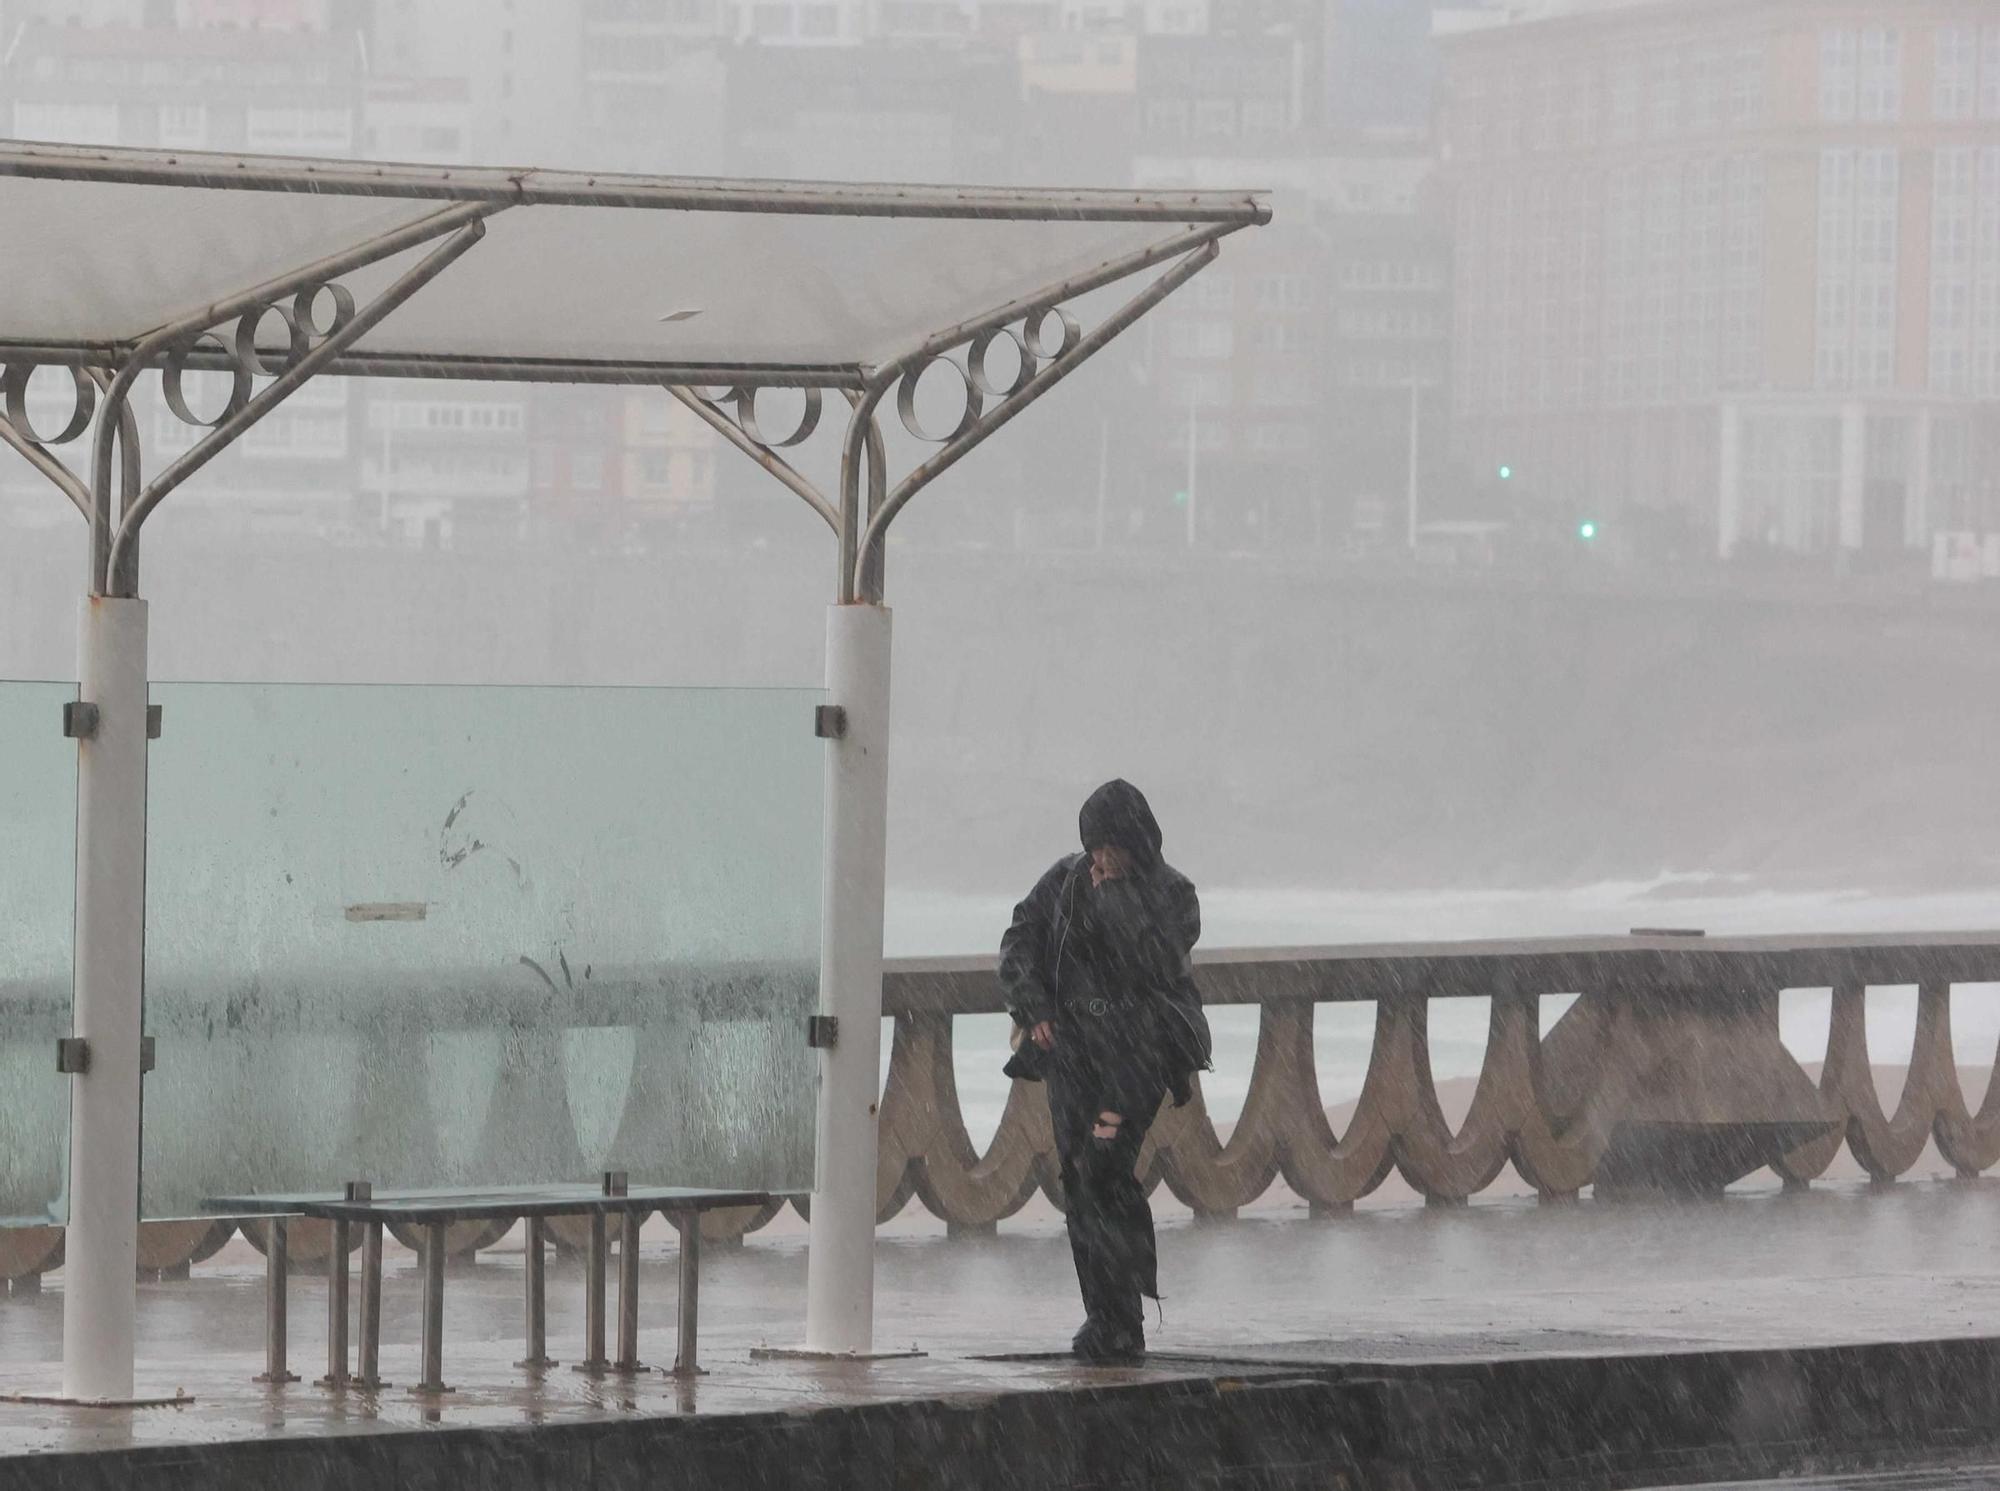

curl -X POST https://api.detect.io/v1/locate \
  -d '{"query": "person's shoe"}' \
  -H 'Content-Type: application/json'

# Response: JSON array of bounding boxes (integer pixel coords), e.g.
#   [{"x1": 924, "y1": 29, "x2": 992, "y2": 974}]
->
[
  {"x1": 1070, "y1": 1319, "x2": 1108, "y2": 1359},
  {"x1": 1072, "y1": 1320, "x2": 1145, "y2": 1364},
  {"x1": 1101, "y1": 1325, "x2": 1145, "y2": 1363}
]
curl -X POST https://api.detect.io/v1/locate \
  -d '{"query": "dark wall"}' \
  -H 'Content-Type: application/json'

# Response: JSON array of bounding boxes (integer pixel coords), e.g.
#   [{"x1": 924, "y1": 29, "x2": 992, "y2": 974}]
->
[{"x1": 8, "y1": 520, "x2": 1994, "y2": 906}]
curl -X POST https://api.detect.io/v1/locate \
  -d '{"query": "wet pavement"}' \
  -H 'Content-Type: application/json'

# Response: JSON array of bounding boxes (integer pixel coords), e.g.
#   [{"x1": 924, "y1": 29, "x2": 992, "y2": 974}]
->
[
  {"x1": 1639, "y1": 1476, "x2": 2000, "y2": 1489},
  {"x1": 4, "y1": 1177, "x2": 2000, "y2": 1464}
]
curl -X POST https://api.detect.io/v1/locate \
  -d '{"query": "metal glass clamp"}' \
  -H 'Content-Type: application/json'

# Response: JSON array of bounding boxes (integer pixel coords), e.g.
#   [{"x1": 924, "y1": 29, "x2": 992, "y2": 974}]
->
[
  {"x1": 814, "y1": 705, "x2": 847, "y2": 739},
  {"x1": 59, "y1": 702, "x2": 160, "y2": 738},
  {"x1": 807, "y1": 1015, "x2": 840, "y2": 1049},
  {"x1": 57, "y1": 1037, "x2": 155, "y2": 1073}
]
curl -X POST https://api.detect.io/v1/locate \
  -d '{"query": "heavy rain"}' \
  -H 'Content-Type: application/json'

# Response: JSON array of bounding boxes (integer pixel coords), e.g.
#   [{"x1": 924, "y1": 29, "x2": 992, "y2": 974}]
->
[{"x1": 1, "y1": 1, "x2": 1999, "y2": 1487}]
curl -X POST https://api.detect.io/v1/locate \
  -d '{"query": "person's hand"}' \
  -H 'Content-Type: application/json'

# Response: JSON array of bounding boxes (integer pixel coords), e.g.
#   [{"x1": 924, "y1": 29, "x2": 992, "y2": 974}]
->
[
  {"x1": 1088, "y1": 845, "x2": 1133, "y2": 887},
  {"x1": 1030, "y1": 1021, "x2": 1056, "y2": 1051}
]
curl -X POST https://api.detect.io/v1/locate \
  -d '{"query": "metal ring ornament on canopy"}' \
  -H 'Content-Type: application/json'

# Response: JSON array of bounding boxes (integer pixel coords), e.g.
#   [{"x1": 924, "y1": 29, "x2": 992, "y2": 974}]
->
[
  {"x1": 1022, "y1": 304, "x2": 1083, "y2": 363},
  {"x1": 161, "y1": 332, "x2": 254, "y2": 428},
  {"x1": 687, "y1": 385, "x2": 823, "y2": 452},
  {"x1": 896, "y1": 354, "x2": 983, "y2": 444},
  {"x1": 731, "y1": 385, "x2": 822, "y2": 449},
  {"x1": 966, "y1": 326, "x2": 1035, "y2": 401},
  {"x1": 233, "y1": 301, "x2": 309, "y2": 377},
  {"x1": 233, "y1": 282, "x2": 355, "y2": 377},
  {"x1": 293, "y1": 281, "x2": 356, "y2": 343},
  {"x1": 1, "y1": 362, "x2": 96, "y2": 446}
]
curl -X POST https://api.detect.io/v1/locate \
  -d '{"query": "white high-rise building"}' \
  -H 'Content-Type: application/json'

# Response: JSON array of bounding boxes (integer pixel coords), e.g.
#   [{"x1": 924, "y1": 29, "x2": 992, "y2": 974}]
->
[
  {"x1": 729, "y1": 0, "x2": 870, "y2": 44},
  {"x1": 1439, "y1": 0, "x2": 2000, "y2": 563},
  {"x1": 1063, "y1": 0, "x2": 1209, "y2": 34}
]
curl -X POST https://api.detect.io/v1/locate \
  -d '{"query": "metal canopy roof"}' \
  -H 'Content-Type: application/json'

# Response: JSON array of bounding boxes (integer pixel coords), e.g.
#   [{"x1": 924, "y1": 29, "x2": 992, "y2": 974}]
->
[{"x1": 0, "y1": 142, "x2": 1270, "y2": 385}]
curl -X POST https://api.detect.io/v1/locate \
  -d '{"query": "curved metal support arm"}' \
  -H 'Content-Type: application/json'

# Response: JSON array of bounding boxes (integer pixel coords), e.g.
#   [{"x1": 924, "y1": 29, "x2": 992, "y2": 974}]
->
[
  {"x1": 88, "y1": 368, "x2": 141, "y2": 518},
  {"x1": 849, "y1": 240, "x2": 1220, "y2": 602},
  {"x1": 666, "y1": 385, "x2": 839, "y2": 533},
  {"x1": 105, "y1": 214, "x2": 491, "y2": 596},
  {"x1": 836, "y1": 385, "x2": 889, "y2": 604},
  {"x1": 833, "y1": 220, "x2": 1241, "y2": 603},
  {"x1": 88, "y1": 199, "x2": 500, "y2": 594},
  {"x1": 870, "y1": 221, "x2": 1237, "y2": 392},
  {"x1": 87, "y1": 366, "x2": 143, "y2": 590},
  {"x1": 0, "y1": 418, "x2": 91, "y2": 518},
  {"x1": 858, "y1": 397, "x2": 888, "y2": 604}
]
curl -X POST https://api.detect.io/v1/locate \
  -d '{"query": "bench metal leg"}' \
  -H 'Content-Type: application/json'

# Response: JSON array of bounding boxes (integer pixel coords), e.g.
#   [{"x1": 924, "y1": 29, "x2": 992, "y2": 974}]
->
[
  {"x1": 413, "y1": 1221, "x2": 450, "y2": 1395},
  {"x1": 615, "y1": 1209, "x2": 643, "y2": 1374},
  {"x1": 574, "y1": 1213, "x2": 608, "y2": 1375},
  {"x1": 672, "y1": 1209, "x2": 701, "y2": 1378},
  {"x1": 317, "y1": 1216, "x2": 350, "y2": 1388},
  {"x1": 254, "y1": 1219, "x2": 299, "y2": 1384},
  {"x1": 517, "y1": 1216, "x2": 555, "y2": 1370},
  {"x1": 357, "y1": 1220, "x2": 387, "y2": 1389}
]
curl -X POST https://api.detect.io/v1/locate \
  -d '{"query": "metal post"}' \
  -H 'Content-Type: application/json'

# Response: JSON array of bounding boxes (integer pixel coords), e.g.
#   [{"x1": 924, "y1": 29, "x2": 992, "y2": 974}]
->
[
  {"x1": 803, "y1": 602, "x2": 893, "y2": 1355},
  {"x1": 255, "y1": 1219, "x2": 297, "y2": 1385},
  {"x1": 615, "y1": 1209, "x2": 642, "y2": 1373},
  {"x1": 416, "y1": 1221, "x2": 447, "y2": 1394},
  {"x1": 517, "y1": 1216, "x2": 553, "y2": 1369},
  {"x1": 1838, "y1": 400, "x2": 1867, "y2": 556},
  {"x1": 319, "y1": 1216, "x2": 350, "y2": 1387},
  {"x1": 1094, "y1": 414, "x2": 1109, "y2": 552},
  {"x1": 1718, "y1": 401, "x2": 1742, "y2": 560},
  {"x1": 61, "y1": 595, "x2": 148, "y2": 1403},
  {"x1": 319, "y1": 1180, "x2": 365, "y2": 1388},
  {"x1": 673, "y1": 1210, "x2": 701, "y2": 1378},
  {"x1": 1184, "y1": 396, "x2": 1198, "y2": 548},
  {"x1": 1405, "y1": 380, "x2": 1421, "y2": 552},
  {"x1": 1908, "y1": 407, "x2": 1934, "y2": 550},
  {"x1": 578, "y1": 1213, "x2": 608, "y2": 1373},
  {"x1": 357, "y1": 1220, "x2": 384, "y2": 1389}
]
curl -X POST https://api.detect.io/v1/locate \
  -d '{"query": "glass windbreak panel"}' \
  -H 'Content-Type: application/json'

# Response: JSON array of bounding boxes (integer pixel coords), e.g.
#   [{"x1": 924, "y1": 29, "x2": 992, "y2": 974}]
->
[
  {"x1": 0, "y1": 682, "x2": 76, "y2": 1226},
  {"x1": 141, "y1": 684, "x2": 821, "y2": 1220}
]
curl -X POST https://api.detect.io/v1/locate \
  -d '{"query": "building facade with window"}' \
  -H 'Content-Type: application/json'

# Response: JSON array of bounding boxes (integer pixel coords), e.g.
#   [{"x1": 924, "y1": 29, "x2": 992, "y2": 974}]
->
[
  {"x1": 0, "y1": 7, "x2": 371, "y2": 537},
  {"x1": 1135, "y1": 146, "x2": 1448, "y2": 552},
  {"x1": 1439, "y1": 0, "x2": 2000, "y2": 564}
]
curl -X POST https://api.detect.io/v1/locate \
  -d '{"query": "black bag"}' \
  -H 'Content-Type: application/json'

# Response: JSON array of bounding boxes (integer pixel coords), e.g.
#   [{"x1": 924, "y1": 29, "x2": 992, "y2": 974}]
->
[{"x1": 1002, "y1": 1019, "x2": 1047, "y2": 1083}]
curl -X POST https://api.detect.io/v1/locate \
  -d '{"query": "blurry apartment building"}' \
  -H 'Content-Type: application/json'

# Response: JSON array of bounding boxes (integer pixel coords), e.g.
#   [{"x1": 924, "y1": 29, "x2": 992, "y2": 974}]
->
[
  {"x1": 0, "y1": 0, "x2": 1464, "y2": 557},
  {"x1": 0, "y1": 0, "x2": 538, "y2": 550},
  {"x1": 1440, "y1": 0, "x2": 2000, "y2": 565}
]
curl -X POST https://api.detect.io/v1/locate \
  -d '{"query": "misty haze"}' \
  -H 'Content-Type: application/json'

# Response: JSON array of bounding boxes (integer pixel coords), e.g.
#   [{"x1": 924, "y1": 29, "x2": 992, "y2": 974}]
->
[
  {"x1": 5, "y1": 2, "x2": 2000, "y2": 1487},
  {"x1": 7, "y1": 1, "x2": 1997, "y2": 948}
]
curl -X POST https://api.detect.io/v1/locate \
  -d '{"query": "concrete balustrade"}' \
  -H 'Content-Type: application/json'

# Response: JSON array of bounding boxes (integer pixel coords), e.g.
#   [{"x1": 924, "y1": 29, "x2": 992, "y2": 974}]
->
[{"x1": 6, "y1": 930, "x2": 2000, "y2": 1289}]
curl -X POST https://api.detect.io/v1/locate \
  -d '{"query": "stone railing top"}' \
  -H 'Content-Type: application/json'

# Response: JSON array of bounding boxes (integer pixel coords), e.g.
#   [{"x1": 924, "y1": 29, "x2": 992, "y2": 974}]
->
[
  {"x1": 881, "y1": 930, "x2": 2000, "y2": 1015},
  {"x1": 8, "y1": 931, "x2": 2000, "y2": 1021}
]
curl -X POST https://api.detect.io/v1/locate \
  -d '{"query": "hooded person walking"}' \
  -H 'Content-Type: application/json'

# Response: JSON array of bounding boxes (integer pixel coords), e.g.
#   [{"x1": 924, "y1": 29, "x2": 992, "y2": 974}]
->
[{"x1": 998, "y1": 780, "x2": 1212, "y2": 1362}]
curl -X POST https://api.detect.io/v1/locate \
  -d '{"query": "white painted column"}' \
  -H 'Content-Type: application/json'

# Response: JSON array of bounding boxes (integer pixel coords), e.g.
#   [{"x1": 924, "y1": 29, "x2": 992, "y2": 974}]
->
[
  {"x1": 804, "y1": 602, "x2": 892, "y2": 1356},
  {"x1": 1838, "y1": 402, "x2": 1867, "y2": 553},
  {"x1": 1717, "y1": 402, "x2": 1743, "y2": 560},
  {"x1": 62, "y1": 596, "x2": 149, "y2": 1403}
]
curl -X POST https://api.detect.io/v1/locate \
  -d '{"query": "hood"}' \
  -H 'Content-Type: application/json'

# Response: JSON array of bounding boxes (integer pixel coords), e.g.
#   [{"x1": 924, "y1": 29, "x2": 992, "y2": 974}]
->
[{"x1": 1078, "y1": 779, "x2": 1164, "y2": 870}]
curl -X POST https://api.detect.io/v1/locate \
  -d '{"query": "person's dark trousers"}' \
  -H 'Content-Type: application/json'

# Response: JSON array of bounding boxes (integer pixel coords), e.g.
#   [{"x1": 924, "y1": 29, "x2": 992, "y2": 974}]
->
[{"x1": 1048, "y1": 1051, "x2": 1164, "y2": 1339}]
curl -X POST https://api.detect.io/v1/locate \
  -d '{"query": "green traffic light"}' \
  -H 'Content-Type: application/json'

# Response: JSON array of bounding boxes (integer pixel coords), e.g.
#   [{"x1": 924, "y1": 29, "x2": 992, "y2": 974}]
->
[
  {"x1": 1579, "y1": 521, "x2": 1598, "y2": 540},
  {"x1": 1498, "y1": 465, "x2": 1513, "y2": 481}
]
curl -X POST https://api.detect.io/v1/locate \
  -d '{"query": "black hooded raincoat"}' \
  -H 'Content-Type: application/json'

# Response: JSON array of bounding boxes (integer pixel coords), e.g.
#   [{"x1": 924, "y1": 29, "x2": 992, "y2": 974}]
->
[{"x1": 997, "y1": 780, "x2": 1212, "y2": 1344}]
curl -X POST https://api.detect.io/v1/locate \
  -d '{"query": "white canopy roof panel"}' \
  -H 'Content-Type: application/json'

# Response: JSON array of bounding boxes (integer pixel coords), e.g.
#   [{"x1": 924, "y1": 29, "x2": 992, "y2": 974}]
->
[{"x1": 0, "y1": 142, "x2": 1269, "y2": 384}]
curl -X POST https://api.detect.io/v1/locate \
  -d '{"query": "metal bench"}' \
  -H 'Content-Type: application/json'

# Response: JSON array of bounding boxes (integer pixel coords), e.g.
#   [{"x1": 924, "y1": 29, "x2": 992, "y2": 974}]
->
[{"x1": 205, "y1": 1175, "x2": 775, "y2": 1394}]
